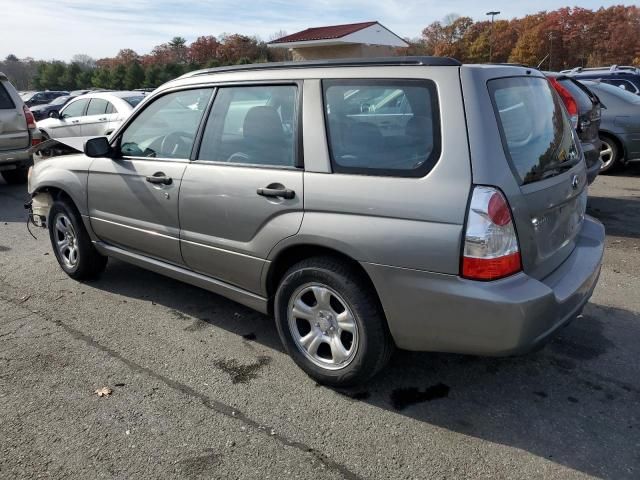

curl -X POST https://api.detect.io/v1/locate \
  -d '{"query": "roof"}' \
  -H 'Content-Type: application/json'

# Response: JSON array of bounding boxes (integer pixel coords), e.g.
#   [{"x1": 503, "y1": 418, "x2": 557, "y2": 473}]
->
[
  {"x1": 182, "y1": 56, "x2": 461, "y2": 79},
  {"x1": 270, "y1": 22, "x2": 378, "y2": 44}
]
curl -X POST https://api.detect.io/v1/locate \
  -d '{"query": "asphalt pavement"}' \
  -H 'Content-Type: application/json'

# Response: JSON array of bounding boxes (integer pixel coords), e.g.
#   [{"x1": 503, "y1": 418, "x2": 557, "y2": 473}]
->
[{"x1": 1, "y1": 166, "x2": 639, "y2": 479}]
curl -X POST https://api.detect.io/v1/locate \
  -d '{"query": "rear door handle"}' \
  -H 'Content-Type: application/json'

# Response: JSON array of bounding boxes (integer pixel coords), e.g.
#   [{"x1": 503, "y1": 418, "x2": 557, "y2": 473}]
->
[
  {"x1": 146, "y1": 172, "x2": 173, "y2": 185},
  {"x1": 257, "y1": 186, "x2": 295, "y2": 199},
  {"x1": 98, "y1": 117, "x2": 107, "y2": 121}
]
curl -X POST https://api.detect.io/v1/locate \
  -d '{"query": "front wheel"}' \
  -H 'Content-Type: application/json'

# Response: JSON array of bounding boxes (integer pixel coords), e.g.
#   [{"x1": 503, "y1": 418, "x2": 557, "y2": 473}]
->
[
  {"x1": 599, "y1": 135, "x2": 621, "y2": 173},
  {"x1": 274, "y1": 257, "x2": 393, "y2": 387},
  {"x1": 48, "y1": 199, "x2": 107, "y2": 280}
]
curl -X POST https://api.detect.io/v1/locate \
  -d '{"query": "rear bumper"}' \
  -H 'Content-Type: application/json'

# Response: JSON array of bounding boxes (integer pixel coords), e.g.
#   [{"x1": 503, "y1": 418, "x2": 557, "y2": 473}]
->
[
  {"x1": 0, "y1": 148, "x2": 32, "y2": 170},
  {"x1": 363, "y1": 216, "x2": 605, "y2": 354},
  {"x1": 583, "y1": 144, "x2": 602, "y2": 184}
]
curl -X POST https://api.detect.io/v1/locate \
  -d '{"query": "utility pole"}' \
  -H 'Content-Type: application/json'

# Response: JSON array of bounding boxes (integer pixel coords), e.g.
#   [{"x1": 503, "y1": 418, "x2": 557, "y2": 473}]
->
[
  {"x1": 548, "y1": 32, "x2": 554, "y2": 71},
  {"x1": 486, "y1": 11, "x2": 500, "y2": 62}
]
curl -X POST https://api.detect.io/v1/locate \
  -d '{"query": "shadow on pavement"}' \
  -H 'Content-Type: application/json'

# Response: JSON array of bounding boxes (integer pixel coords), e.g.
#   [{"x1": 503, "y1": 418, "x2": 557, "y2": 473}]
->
[
  {"x1": 588, "y1": 195, "x2": 640, "y2": 240},
  {"x1": 92, "y1": 259, "x2": 639, "y2": 479}
]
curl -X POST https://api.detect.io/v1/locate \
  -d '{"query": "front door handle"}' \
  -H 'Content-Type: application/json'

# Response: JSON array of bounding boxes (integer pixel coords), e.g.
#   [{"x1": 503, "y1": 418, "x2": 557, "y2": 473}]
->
[
  {"x1": 257, "y1": 185, "x2": 295, "y2": 199},
  {"x1": 146, "y1": 172, "x2": 173, "y2": 185}
]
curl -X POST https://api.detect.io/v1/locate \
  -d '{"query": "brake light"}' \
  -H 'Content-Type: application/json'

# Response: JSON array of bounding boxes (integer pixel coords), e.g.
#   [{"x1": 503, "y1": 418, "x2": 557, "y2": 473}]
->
[
  {"x1": 23, "y1": 105, "x2": 36, "y2": 129},
  {"x1": 461, "y1": 186, "x2": 521, "y2": 281},
  {"x1": 548, "y1": 77, "x2": 578, "y2": 129}
]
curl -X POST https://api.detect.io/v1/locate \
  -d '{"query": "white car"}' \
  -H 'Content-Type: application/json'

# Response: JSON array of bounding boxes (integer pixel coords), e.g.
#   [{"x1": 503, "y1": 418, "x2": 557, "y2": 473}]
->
[{"x1": 37, "y1": 91, "x2": 145, "y2": 142}]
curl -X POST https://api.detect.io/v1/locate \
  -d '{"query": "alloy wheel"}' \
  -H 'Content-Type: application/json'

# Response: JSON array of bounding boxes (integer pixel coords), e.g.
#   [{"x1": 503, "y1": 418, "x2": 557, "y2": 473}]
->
[
  {"x1": 287, "y1": 283, "x2": 359, "y2": 370},
  {"x1": 54, "y1": 213, "x2": 79, "y2": 269}
]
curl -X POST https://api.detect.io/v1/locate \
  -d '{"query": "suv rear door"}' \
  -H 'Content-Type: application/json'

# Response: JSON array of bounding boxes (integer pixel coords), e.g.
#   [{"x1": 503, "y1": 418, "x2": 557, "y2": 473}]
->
[
  {"x1": 179, "y1": 83, "x2": 303, "y2": 294},
  {"x1": 462, "y1": 67, "x2": 588, "y2": 280},
  {"x1": 0, "y1": 77, "x2": 29, "y2": 151}
]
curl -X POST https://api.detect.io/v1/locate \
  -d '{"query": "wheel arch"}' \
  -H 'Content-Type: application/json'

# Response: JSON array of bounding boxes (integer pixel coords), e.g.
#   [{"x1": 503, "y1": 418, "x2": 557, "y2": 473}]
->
[
  {"x1": 264, "y1": 243, "x2": 387, "y2": 323},
  {"x1": 599, "y1": 130, "x2": 627, "y2": 163}
]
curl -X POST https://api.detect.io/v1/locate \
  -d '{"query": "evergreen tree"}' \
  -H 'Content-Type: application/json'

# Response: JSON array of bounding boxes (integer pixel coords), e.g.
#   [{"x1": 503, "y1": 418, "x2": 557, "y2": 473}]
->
[
  {"x1": 110, "y1": 64, "x2": 127, "y2": 89},
  {"x1": 124, "y1": 62, "x2": 145, "y2": 90}
]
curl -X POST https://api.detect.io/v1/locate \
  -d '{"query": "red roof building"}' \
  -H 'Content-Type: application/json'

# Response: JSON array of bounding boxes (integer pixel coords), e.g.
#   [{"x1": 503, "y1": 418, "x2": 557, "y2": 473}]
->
[{"x1": 268, "y1": 21, "x2": 408, "y2": 61}]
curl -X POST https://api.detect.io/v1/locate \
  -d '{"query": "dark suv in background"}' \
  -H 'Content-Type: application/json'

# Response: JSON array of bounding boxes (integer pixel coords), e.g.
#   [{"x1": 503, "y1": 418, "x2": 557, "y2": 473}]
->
[
  {"x1": 561, "y1": 66, "x2": 640, "y2": 95},
  {"x1": 546, "y1": 73, "x2": 602, "y2": 182}
]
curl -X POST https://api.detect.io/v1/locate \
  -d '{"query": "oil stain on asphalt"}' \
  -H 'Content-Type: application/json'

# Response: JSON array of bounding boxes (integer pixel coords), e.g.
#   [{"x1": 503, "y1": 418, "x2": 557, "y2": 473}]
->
[
  {"x1": 390, "y1": 383, "x2": 450, "y2": 410},
  {"x1": 213, "y1": 356, "x2": 272, "y2": 384}
]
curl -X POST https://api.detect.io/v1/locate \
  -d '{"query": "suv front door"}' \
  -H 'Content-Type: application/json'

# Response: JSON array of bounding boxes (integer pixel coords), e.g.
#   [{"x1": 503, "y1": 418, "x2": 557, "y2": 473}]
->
[
  {"x1": 179, "y1": 84, "x2": 303, "y2": 294},
  {"x1": 87, "y1": 88, "x2": 213, "y2": 265}
]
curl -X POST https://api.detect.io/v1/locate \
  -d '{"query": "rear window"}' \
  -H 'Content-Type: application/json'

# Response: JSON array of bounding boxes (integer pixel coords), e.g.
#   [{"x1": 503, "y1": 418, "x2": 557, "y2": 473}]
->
[
  {"x1": 0, "y1": 83, "x2": 15, "y2": 109},
  {"x1": 489, "y1": 77, "x2": 579, "y2": 185},
  {"x1": 558, "y1": 78, "x2": 594, "y2": 112},
  {"x1": 124, "y1": 96, "x2": 144, "y2": 107},
  {"x1": 323, "y1": 79, "x2": 440, "y2": 177}
]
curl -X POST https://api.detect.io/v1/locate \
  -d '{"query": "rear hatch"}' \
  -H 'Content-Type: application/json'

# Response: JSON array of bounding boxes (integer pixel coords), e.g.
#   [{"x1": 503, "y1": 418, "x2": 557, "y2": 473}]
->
[
  {"x1": 0, "y1": 78, "x2": 30, "y2": 151},
  {"x1": 487, "y1": 75, "x2": 588, "y2": 280}
]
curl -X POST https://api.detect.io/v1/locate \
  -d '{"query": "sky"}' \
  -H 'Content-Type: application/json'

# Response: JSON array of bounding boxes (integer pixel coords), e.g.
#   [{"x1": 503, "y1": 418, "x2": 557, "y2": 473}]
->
[{"x1": 1, "y1": 0, "x2": 636, "y2": 61}]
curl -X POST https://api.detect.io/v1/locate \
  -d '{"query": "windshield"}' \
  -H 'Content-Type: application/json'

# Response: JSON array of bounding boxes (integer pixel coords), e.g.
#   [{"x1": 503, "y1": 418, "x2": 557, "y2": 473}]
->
[
  {"x1": 123, "y1": 96, "x2": 145, "y2": 107},
  {"x1": 489, "y1": 76, "x2": 580, "y2": 185}
]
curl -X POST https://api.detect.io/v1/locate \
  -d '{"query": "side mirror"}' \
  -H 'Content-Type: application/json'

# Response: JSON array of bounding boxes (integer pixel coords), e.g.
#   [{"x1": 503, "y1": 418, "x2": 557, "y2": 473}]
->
[
  {"x1": 48, "y1": 110, "x2": 59, "y2": 119},
  {"x1": 84, "y1": 137, "x2": 113, "y2": 158}
]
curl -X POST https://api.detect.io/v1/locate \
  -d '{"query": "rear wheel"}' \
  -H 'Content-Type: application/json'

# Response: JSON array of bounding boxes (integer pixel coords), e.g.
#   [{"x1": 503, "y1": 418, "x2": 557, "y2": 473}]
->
[
  {"x1": 1, "y1": 166, "x2": 29, "y2": 184},
  {"x1": 48, "y1": 199, "x2": 107, "y2": 280},
  {"x1": 274, "y1": 256, "x2": 393, "y2": 387},
  {"x1": 599, "y1": 135, "x2": 621, "y2": 173}
]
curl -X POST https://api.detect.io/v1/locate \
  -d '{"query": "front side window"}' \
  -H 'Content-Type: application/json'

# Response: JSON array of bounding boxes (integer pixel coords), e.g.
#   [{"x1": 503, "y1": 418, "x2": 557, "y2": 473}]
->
[
  {"x1": 198, "y1": 85, "x2": 298, "y2": 167},
  {"x1": 86, "y1": 98, "x2": 109, "y2": 115},
  {"x1": 119, "y1": 88, "x2": 212, "y2": 159},
  {"x1": 60, "y1": 99, "x2": 89, "y2": 119},
  {"x1": 323, "y1": 79, "x2": 440, "y2": 177},
  {"x1": 489, "y1": 76, "x2": 579, "y2": 185}
]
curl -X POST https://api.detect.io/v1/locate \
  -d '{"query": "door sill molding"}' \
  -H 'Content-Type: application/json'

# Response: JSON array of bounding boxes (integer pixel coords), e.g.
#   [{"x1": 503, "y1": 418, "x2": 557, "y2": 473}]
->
[{"x1": 94, "y1": 241, "x2": 269, "y2": 314}]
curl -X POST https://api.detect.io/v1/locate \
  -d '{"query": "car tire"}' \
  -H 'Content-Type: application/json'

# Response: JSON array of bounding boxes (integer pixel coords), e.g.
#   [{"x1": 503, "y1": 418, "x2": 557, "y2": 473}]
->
[
  {"x1": 599, "y1": 135, "x2": 621, "y2": 174},
  {"x1": 48, "y1": 198, "x2": 107, "y2": 280},
  {"x1": 1, "y1": 167, "x2": 29, "y2": 185},
  {"x1": 274, "y1": 256, "x2": 393, "y2": 387}
]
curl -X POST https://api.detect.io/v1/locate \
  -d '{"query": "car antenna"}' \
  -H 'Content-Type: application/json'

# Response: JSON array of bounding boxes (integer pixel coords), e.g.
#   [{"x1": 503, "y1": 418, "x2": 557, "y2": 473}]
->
[{"x1": 536, "y1": 54, "x2": 549, "y2": 70}]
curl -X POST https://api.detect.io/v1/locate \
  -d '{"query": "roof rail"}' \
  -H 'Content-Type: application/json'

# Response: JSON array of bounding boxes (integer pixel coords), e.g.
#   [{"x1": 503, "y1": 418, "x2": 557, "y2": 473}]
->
[{"x1": 182, "y1": 56, "x2": 462, "y2": 78}]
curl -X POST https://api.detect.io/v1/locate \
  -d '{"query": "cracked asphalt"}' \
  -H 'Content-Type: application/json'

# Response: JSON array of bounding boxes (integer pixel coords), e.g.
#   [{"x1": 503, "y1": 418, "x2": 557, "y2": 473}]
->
[{"x1": 1, "y1": 166, "x2": 639, "y2": 479}]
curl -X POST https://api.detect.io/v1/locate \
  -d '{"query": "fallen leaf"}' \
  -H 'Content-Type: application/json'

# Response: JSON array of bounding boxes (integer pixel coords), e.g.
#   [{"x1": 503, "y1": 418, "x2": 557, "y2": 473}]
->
[{"x1": 94, "y1": 387, "x2": 112, "y2": 397}]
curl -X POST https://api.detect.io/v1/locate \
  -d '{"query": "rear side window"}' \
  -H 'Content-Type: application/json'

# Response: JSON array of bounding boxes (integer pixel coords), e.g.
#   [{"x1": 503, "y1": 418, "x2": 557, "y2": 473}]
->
[
  {"x1": 0, "y1": 83, "x2": 15, "y2": 109},
  {"x1": 86, "y1": 98, "x2": 109, "y2": 115},
  {"x1": 323, "y1": 79, "x2": 440, "y2": 177},
  {"x1": 602, "y1": 79, "x2": 640, "y2": 94},
  {"x1": 489, "y1": 77, "x2": 579, "y2": 185}
]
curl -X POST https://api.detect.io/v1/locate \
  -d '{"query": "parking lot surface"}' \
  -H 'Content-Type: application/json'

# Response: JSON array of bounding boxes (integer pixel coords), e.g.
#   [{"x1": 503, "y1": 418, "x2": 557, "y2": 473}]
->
[{"x1": 1, "y1": 168, "x2": 639, "y2": 479}]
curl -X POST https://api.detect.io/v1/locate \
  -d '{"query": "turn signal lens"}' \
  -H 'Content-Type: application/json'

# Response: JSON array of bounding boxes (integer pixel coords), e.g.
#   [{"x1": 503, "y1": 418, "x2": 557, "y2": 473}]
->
[
  {"x1": 23, "y1": 105, "x2": 37, "y2": 129},
  {"x1": 462, "y1": 186, "x2": 521, "y2": 281}
]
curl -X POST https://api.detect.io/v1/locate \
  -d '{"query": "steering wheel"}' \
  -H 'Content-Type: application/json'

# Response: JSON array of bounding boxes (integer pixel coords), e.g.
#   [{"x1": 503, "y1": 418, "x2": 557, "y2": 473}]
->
[{"x1": 159, "y1": 131, "x2": 192, "y2": 157}]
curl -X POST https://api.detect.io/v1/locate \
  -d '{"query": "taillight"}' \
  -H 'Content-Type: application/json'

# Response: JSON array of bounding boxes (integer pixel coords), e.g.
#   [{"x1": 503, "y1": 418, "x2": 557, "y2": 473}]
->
[
  {"x1": 548, "y1": 78, "x2": 578, "y2": 129},
  {"x1": 23, "y1": 105, "x2": 36, "y2": 129},
  {"x1": 461, "y1": 186, "x2": 521, "y2": 281}
]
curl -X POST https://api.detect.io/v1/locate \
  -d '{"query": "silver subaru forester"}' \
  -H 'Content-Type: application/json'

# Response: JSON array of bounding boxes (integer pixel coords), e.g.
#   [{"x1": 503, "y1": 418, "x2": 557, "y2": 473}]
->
[{"x1": 27, "y1": 57, "x2": 605, "y2": 386}]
